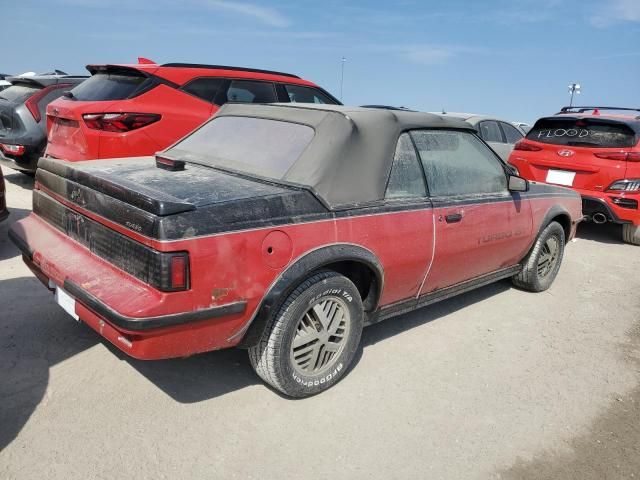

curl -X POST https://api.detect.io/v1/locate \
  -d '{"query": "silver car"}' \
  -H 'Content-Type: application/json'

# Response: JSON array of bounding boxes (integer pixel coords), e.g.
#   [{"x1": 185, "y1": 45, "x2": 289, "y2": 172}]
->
[{"x1": 433, "y1": 112, "x2": 526, "y2": 162}]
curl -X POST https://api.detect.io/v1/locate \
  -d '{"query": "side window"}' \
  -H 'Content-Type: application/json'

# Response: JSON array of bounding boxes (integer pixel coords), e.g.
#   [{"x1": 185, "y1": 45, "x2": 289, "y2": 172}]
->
[
  {"x1": 385, "y1": 133, "x2": 427, "y2": 199},
  {"x1": 225, "y1": 80, "x2": 276, "y2": 103},
  {"x1": 411, "y1": 130, "x2": 507, "y2": 197},
  {"x1": 478, "y1": 121, "x2": 504, "y2": 143},
  {"x1": 500, "y1": 122, "x2": 524, "y2": 144},
  {"x1": 283, "y1": 84, "x2": 336, "y2": 104},
  {"x1": 182, "y1": 78, "x2": 224, "y2": 103}
]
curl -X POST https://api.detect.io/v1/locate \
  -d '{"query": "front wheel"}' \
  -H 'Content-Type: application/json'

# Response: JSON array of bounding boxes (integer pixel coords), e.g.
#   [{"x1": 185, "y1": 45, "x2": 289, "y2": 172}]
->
[
  {"x1": 513, "y1": 221, "x2": 565, "y2": 292},
  {"x1": 248, "y1": 271, "x2": 364, "y2": 398},
  {"x1": 622, "y1": 224, "x2": 640, "y2": 246}
]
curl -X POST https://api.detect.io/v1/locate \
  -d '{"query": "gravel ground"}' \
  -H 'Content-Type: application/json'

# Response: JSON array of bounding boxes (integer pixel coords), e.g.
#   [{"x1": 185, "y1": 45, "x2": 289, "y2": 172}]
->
[{"x1": 1, "y1": 170, "x2": 638, "y2": 480}]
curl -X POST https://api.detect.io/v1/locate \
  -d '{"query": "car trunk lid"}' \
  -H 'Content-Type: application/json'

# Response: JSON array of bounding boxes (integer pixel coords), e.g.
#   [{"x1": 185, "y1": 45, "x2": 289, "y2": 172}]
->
[{"x1": 34, "y1": 156, "x2": 303, "y2": 239}]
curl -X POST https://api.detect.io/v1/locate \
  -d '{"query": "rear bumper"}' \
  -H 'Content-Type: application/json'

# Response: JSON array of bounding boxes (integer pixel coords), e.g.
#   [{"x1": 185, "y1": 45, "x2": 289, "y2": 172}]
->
[
  {"x1": 8, "y1": 214, "x2": 249, "y2": 360},
  {"x1": 575, "y1": 188, "x2": 639, "y2": 225},
  {"x1": 0, "y1": 150, "x2": 39, "y2": 173}
]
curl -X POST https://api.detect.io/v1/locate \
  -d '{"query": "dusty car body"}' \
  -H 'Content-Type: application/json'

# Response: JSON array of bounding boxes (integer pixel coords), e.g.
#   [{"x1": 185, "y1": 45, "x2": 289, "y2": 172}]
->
[
  {"x1": 10, "y1": 104, "x2": 582, "y2": 397},
  {"x1": 0, "y1": 166, "x2": 7, "y2": 222}
]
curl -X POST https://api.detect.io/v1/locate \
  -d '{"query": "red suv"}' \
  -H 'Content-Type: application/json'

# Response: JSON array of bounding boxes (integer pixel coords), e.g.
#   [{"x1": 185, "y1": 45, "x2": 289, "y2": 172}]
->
[
  {"x1": 509, "y1": 107, "x2": 640, "y2": 245},
  {"x1": 45, "y1": 60, "x2": 340, "y2": 161}
]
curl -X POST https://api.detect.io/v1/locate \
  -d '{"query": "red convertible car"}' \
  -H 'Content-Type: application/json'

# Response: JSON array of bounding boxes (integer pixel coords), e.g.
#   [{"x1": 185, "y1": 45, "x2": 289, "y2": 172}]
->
[{"x1": 10, "y1": 104, "x2": 582, "y2": 397}]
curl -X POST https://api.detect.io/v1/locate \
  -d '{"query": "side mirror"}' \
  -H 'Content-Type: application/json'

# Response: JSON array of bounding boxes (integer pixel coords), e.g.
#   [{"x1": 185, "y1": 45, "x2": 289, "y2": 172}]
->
[{"x1": 508, "y1": 175, "x2": 529, "y2": 192}]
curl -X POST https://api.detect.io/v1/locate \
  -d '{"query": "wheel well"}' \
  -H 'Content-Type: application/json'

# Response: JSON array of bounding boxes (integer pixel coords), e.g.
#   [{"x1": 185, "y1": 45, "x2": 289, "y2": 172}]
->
[
  {"x1": 319, "y1": 260, "x2": 380, "y2": 312},
  {"x1": 550, "y1": 214, "x2": 571, "y2": 241}
]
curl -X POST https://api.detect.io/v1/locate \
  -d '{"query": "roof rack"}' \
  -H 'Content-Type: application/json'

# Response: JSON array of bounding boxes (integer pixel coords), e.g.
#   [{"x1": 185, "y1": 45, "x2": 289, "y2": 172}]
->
[
  {"x1": 160, "y1": 63, "x2": 300, "y2": 79},
  {"x1": 558, "y1": 106, "x2": 640, "y2": 114}
]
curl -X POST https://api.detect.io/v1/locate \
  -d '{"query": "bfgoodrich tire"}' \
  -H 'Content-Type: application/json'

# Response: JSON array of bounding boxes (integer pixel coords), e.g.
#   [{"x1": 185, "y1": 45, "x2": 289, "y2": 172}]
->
[
  {"x1": 622, "y1": 224, "x2": 640, "y2": 246},
  {"x1": 512, "y1": 221, "x2": 565, "y2": 292},
  {"x1": 248, "y1": 271, "x2": 364, "y2": 398}
]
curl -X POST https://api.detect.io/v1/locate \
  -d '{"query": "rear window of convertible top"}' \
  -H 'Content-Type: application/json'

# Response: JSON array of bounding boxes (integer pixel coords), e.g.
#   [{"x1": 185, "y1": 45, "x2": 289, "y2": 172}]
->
[
  {"x1": 527, "y1": 117, "x2": 637, "y2": 148},
  {"x1": 167, "y1": 116, "x2": 315, "y2": 180}
]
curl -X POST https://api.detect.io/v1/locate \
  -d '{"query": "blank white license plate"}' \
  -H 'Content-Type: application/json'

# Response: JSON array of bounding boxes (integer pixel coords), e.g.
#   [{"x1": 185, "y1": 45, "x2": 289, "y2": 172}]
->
[
  {"x1": 546, "y1": 169, "x2": 576, "y2": 186},
  {"x1": 55, "y1": 286, "x2": 79, "y2": 321}
]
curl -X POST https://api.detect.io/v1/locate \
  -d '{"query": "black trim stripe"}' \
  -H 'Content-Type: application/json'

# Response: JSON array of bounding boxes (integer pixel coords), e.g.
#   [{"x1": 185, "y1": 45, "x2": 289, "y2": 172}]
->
[
  {"x1": 64, "y1": 279, "x2": 247, "y2": 331},
  {"x1": 370, "y1": 264, "x2": 521, "y2": 324}
]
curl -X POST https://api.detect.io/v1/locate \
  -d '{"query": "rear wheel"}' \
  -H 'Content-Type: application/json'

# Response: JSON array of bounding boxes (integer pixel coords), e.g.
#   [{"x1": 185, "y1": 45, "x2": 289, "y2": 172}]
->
[
  {"x1": 622, "y1": 224, "x2": 640, "y2": 246},
  {"x1": 513, "y1": 221, "x2": 565, "y2": 292},
  {"x1": 248, "y1": 271, "x2": 364, "y2": 398}
]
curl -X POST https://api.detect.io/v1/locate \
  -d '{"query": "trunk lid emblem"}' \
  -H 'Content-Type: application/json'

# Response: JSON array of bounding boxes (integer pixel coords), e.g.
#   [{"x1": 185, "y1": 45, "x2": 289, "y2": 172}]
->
[{"x1": 557, "y1": 149, "x2": 575, "y2": 157}]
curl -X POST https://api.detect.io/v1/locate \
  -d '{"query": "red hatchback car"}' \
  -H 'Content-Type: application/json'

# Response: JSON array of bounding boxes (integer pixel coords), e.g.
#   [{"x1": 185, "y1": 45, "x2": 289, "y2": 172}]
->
[
  {"x1": 45, "y1": 59, "x2": 340, "y2": 161},
  {"x1": 509, "y1": 106, "x2": 640, "y2": 245},
  {"x1": 11, "y1": 105, "x2": 582, "y2": 397}
]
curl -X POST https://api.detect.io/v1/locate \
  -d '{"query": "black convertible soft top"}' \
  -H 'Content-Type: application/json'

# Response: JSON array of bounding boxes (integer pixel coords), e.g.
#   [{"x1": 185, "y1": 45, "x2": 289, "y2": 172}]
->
[{"x1": 174, "y1": 103, "x2": 474, "y2": 209}]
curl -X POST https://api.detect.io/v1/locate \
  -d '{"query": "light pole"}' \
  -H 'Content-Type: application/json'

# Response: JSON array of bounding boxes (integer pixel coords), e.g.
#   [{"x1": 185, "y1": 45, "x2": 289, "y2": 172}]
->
[
  {"x1": 568, "y1": 83, "x2": 581, "y2": 107},
  {"x1": 340, "y1": 56, "x2": 346, "y2": 102}
]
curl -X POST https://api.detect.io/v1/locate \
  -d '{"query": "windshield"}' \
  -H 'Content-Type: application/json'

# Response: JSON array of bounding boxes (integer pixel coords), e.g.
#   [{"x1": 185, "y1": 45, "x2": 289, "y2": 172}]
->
[
  {"x1": 167, "y1": 116, "x2": 315, "y2": 179},
  {"x1": 0, "y1": 84, "x2": 40, "y2": 103},
  {"x1": 527, "y1": 117, "x2": 637, "y2": 148}
]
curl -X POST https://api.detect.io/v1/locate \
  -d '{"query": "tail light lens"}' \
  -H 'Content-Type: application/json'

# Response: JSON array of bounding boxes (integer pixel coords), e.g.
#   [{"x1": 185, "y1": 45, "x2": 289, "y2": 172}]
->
[
  {"x1": 595, "y1": 152, "x2": 640, "y2": 162},
  {"x1": 170, "y1": 255, "x2": 188, "y2": 289},
  {"x1": 159, "y1": 252, "x2": 190, "y2": 291},
  {"x1": 0, "y1": 144, "x2": 25, "y2": 156},
  {"x1": 608, "y1": 179, "x2": 640, "y2": 192},
  {"x1": 513, "y1": 140, "x2": 542, "y2": 152},
  {"x1": 83, "y1": 113, "x2": 161, "y2": 132},
  {"x1": 25, "y1": 84, "x2": 71, "y2": 123}
]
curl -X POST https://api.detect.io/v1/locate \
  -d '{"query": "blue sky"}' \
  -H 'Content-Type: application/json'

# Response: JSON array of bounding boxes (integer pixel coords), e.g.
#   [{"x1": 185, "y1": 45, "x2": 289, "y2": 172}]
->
[{"x1": 3, "y1": 0, "x2": 639, "y2": 122}]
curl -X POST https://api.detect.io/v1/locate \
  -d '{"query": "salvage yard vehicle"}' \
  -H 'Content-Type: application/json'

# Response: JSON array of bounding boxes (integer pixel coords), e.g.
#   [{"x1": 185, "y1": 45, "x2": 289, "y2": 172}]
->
[
  {"x1": 45, "y1": 59, "x2": 340, "y2": 162},
  {"x1": 0, "y1": 72, "x2": 87, "y2": 173},
  {"x1": 509, "y1": 106, "x2": 640, "y2": 245},
  {"x1": 9, "y1": 104, "x2": 582, "y2": 397},
  {"x1": 0, "y1": 166, "x2": 7, "y2": 222}
]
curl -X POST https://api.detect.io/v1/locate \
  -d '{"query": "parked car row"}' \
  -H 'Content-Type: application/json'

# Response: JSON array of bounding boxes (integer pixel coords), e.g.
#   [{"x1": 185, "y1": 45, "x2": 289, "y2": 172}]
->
[
  {"x1": 2, "y1": 56, "x2": 635, "y2": 397},
  {"x1": 0, "y1": 59, "x2": 341, "y2": 174}
]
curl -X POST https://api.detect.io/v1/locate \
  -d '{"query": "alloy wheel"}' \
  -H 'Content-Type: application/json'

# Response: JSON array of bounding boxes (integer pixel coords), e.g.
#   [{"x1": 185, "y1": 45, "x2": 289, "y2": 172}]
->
[{"x1": 290, "y1": 297, "x2": 351, "y2": 375}]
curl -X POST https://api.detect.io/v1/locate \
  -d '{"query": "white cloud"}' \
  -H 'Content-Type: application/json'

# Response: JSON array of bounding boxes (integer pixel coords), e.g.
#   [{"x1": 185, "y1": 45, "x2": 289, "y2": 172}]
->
[
  {"x1": 591, "y1": 0, "x2": 640, "y2": 27},
  {"x1": 56, "y1": 0, "x2": 291, "y2": 28},
  {"x1": 391, "y1": 45, "x2": 482, "y2": 66},
  {"x1": 200, "y1": 1, "x2": 290, "y2": 28},
  {"x1": 401, "y1": 47, "x2": 456, "y2": 65}
]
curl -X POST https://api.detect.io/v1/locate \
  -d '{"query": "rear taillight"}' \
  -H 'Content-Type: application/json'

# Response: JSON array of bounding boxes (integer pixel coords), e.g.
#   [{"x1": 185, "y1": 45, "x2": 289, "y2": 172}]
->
[
  {"x1": 514, "y1": 140, "x2": 542, "y2": 152},
  {"x1": 0, "y1": 144, "x2": 25, "y2": 156},
  {"x1": 83, "y1": 113, "x2": 161, "y2": 132},
  {"x1": 595, "y1": 152, "x2": 640, "y2": 162},
  {"x1": 170, "y1": 255, "x2": 188, "y2": 289},
  {"x1": 25, "y1": 84, "x2": 71, "y2": 123},
  {"x1": 159, "y1": 252, "x2": 190, "y2": 291}
]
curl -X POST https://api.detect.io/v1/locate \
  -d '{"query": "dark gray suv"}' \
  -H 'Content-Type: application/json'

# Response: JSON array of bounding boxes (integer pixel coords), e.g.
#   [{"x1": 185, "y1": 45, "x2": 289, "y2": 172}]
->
[{"x1": 0, "y1": 73, "x2": 86, "y2": 173}]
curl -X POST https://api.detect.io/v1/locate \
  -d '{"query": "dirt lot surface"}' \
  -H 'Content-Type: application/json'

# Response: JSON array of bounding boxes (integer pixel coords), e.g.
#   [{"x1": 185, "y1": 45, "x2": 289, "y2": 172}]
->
[{"x1": 1, "y1": 170, "x2": 639, "y2": 480}]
